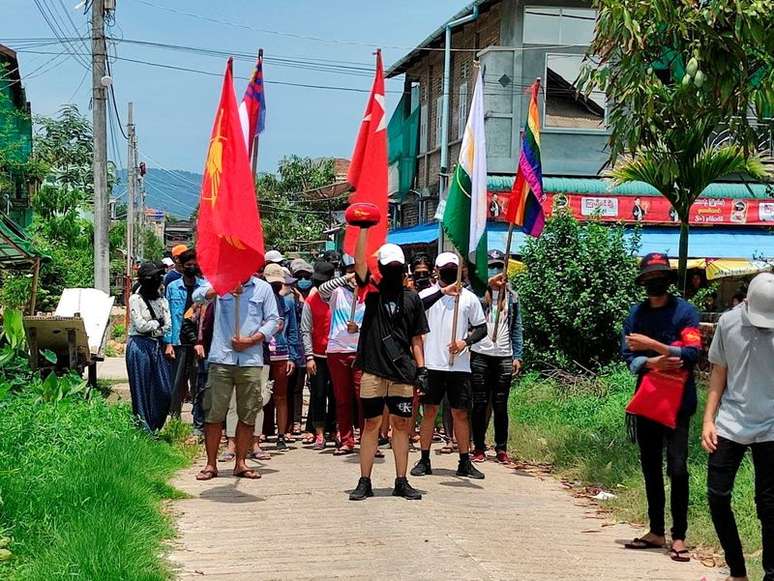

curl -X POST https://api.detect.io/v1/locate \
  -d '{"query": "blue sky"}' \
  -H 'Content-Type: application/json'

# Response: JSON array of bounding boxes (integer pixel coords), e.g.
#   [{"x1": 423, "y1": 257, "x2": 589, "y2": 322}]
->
[{"x1": 2, "y1": 1, "x2": 470, "y2": 174}]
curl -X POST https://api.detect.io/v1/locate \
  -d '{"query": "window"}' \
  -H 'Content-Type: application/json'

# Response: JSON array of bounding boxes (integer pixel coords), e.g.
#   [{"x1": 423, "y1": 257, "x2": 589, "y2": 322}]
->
[
  {"x1": 419, "y1": 102, "x2": 428, "y2": 153},
  {"x1": 457, "y1": 82, "x2": 468, "y2": 139},
  {"x1": 523, "y1": 7, "x2": 596, "y2": 45},
  {"x1": 544, "y1": 53, "x2": 606, "y2": 130},
  {"x1": 435, "y1": 95, "x2": 444, "y2": 148}
]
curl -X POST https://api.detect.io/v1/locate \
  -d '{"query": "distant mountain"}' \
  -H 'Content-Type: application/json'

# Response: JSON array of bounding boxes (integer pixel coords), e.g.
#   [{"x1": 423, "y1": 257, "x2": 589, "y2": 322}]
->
[{"x1": 113, "y1": 168, "x2": 202, "y2": 218}]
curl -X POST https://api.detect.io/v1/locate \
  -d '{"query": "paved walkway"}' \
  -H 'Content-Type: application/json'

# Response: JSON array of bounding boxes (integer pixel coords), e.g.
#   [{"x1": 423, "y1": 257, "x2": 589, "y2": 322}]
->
[{"x1": 168, "y1": 442, "x2": 719, "y2": 580}]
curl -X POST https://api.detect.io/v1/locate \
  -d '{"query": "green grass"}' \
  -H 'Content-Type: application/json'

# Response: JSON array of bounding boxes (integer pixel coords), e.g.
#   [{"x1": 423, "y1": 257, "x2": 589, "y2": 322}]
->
[
  {"x1": 508, "y1": 366, "x2": 761, "y2": 564},
  {"x1": 0, "y1": 394, "x2": 195, "y2": 580}
]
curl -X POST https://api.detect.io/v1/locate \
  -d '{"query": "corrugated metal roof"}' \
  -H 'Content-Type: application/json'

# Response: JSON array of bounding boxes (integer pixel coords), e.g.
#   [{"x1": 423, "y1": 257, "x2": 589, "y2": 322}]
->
[
  {"x1": 487, "y1": 176, "x2": 773, "y2": 199},
  {"x1": 0, "y1": 212, "x2": 38, "y2": 269},
  {"x1": 385, "y1": 0, "x2": 498, "y2": 78}
]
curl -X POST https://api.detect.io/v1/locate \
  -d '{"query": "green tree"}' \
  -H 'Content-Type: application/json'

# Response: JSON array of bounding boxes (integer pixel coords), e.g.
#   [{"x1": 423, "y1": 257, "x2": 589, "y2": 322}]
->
[
  {"x1": 516, "y1": 212, "x2": 641, "y2": 371},
  {"x1": 583, "y1": 0, "x2": 774, "y2": 292},
  {"x1": 256, "y1": 156, "x2": 339, "y2": 252}
]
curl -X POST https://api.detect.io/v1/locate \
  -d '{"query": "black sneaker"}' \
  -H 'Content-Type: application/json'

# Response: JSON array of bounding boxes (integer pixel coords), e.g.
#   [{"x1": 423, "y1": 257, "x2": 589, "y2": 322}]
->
[
  {"x1": 392, "y1": 477, "x2": 422, "y2": 500},
  {"x1": 410, "y1": 458, "x2": 432, "y2": 477},
  {"x1": 276, "y1": 438, "x2": 288, "y2": 451},
  {"x1": 349, "y1": 476, "x2": 374, "y2": 501},
  {"x1": 457, "y1": 459, "x2": 485, "y2": 479}
]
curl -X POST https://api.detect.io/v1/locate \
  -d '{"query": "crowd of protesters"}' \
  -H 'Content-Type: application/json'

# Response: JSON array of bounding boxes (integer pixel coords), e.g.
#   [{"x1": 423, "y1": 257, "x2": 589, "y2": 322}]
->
[{"x1": 126, "y1": 242, "x2": 773, "y2": 580}]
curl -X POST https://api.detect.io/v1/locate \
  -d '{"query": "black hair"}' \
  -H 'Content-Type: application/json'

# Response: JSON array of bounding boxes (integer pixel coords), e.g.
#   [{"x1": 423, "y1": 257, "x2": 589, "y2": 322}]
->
[
  {"x1": 178, "y1": 248, "x2": 196, "y2": 263},
  {"x1": 411, "y1": 253, "x2": 432, "y2": 270}
]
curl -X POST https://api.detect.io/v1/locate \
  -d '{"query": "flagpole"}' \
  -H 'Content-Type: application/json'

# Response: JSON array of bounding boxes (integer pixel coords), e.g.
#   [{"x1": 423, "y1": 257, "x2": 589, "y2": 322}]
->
[
  {"x1": 448, "y1": 250, "x2": 465, "y2": 366},
  {"x1": 491, "y1": 221, "x2": 514, "y2": 340}
]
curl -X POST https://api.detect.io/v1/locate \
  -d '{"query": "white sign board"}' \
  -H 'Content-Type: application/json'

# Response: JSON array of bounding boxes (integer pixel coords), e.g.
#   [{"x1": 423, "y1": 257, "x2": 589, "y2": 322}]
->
[{"x1": 55, "y1": 288, "x2": 115, "y2": 355}]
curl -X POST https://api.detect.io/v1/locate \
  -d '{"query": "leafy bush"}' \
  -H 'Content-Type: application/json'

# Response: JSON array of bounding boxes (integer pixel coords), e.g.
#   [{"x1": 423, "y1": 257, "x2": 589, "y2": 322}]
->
[
  {"x1": 0, "y1": 274, "x2": 33, "y2": 311},
  {"x1": 0, "y1": 394, "x2": 192, "y2": 579},
  {"x1": 515, "y1": 212, "x2": 642, "y2": 370}
]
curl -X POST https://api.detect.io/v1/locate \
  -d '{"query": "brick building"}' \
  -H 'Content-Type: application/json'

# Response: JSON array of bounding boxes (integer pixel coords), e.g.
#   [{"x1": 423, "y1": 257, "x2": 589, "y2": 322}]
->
[{"x1": 384, "y1": 0, "x2": 773, "y2": 294}]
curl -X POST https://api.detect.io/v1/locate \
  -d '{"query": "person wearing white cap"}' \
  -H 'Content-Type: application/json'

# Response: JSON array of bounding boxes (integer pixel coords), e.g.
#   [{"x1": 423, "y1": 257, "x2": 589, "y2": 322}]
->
[
  {"x1": 264, "y1": 249, "x2": 285, "y2": 265},
  {"x1": 703, "y1": 272, "x2": 774, "y2": 581},
  {"x1": 410, "y1": 252, "x2": 488, "y2": 481},
  {"x1": 348, "y1": 242, "x2": 430, "y2": 501}
]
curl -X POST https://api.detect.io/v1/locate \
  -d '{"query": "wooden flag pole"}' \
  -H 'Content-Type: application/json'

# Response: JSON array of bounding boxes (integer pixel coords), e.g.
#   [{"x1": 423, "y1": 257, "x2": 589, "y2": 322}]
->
[
  {"x1": 448, "y1": 251, "x2": 465, "y2": 366},
  {"x1": 491, "y1": 221, "x2": 514, "y2": 340}
]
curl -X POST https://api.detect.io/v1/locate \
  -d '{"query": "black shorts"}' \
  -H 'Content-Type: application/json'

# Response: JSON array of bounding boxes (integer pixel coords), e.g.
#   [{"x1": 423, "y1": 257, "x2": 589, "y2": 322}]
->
[
  {"x1": 361, "y1": 395, "x2": 414, "y2": 419},
  {"x1": 422, "y1": 370, "x2": 471, "y2": 409}
]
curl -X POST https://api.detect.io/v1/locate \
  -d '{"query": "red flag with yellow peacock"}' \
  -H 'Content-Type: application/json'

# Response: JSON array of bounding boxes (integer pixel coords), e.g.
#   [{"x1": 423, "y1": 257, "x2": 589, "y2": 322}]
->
[{"x1": 197, "y1": 58, "x2": 265, "y2": 295}]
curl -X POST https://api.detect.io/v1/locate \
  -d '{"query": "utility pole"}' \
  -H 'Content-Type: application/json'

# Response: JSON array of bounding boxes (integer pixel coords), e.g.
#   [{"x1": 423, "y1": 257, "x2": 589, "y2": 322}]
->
[
  {"x1": 91, "y1": 0, "x2": 110, "y2": 292},
  {"x1": 138, "y1": 169, "x2": 146, "y2": 260},
  {"x1": 126, "y1": 102, "x2": 135, "y2": 278}
]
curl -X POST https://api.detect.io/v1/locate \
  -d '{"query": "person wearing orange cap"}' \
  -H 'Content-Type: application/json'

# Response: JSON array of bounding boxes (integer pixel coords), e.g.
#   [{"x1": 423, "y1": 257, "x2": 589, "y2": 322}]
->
[{"x1": 164, "y1": 244, "x2": 190, "y2": 289}]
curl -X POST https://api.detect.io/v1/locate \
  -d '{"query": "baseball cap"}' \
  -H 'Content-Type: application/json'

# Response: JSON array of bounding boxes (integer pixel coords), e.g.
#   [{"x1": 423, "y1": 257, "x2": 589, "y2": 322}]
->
[
  {"x1": 746, "y1": 272, "x2": 774, "y2": 328},
  {"x1": 290, "y1": 258, "x2": 313, "y2": 275},
  {"x1": 263, "y1": 263, "x2": 285, "y2": 284},
  {"x1": 635, "y1": 252, "x2": 676, "y2": 284},
  {"x1": 341, "y1": 253, "x2": 355, "y2": 267},
  {"x1": 435, "y1": 252, "x2": 459, "y2": 268},
  {"x1": 377, "y1": 243, "x2": 405, "y2": 265},
  {"x1": 171, "y1": 244, "x2": 188, "y2": 258},
  {"x1": 265, "y1": 250, "x2": 285, "y2": 264},
  {"x1": 138, "y1": 261, "x2": 164, "y2": 280},
  {"x1": 488, "y1": 249, "x2": 506, "y2": 265},
  {"x1": 161, "y1": 257, "x2": 174, "y2": 267},
  {"x1": 311, "y1": 261, "x2": 335, "y2": 283}
]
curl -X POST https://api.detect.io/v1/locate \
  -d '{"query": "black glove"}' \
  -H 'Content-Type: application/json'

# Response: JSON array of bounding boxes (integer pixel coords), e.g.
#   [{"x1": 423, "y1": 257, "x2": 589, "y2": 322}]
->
[{"x1": 414, "y1": 366, "x2": 429, "y2": 396}]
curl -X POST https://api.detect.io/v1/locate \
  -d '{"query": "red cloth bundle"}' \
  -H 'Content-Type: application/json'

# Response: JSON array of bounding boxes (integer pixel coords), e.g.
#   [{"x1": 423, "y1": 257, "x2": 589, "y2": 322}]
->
[{"x1": 625, "y1": 328, "x2": 701, "y2": 429}]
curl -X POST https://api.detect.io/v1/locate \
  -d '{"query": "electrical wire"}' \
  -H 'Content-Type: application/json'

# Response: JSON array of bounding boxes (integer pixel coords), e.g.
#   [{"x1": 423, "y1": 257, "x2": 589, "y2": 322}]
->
[{"x1": 31, "y1": 0, "x2": 90, "y2": 69}]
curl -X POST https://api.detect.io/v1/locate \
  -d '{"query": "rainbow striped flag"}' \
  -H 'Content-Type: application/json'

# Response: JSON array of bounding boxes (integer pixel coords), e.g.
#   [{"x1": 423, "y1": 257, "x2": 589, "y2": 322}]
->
[{"x1": 505, "y1": 80, "x2": 545, "y2": 237}]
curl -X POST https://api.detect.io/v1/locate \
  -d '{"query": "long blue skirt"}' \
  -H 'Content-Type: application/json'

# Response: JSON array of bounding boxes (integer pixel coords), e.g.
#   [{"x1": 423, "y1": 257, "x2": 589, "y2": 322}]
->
[{"x1": 126, "y1": 336, "x2": 172, "y2": 432}]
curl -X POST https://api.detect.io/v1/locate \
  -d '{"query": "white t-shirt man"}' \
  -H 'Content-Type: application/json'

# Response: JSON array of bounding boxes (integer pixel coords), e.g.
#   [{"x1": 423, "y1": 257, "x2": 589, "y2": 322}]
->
[{"x1": 420, "y1": 283, "x2": 486, "y2": 373}]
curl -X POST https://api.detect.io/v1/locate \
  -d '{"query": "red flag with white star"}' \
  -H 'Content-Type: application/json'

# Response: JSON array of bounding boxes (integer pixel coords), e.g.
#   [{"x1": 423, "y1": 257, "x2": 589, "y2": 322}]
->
[{"x1": 343, "y1": 50, "x2": 388, "y2": 272}]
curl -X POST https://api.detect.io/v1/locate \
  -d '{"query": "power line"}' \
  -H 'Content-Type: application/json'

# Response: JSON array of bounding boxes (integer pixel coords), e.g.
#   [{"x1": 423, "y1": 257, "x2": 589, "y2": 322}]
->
[{"x1": 31, "y1": 0, "x2": 90, "y2": 69}]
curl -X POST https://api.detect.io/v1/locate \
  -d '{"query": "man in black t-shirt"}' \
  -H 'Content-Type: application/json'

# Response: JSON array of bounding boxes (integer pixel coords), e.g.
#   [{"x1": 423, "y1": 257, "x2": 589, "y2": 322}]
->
[{"x1": 349, "y1": 242, "x2": 430, "y2": 501}]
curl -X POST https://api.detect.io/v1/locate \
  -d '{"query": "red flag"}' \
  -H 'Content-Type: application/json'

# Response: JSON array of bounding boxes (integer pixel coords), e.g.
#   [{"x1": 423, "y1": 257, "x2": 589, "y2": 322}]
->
[
  {"x1": 197, "y1": 58, "x2": 265, "y2": 295},
  {"x1": 343, "y1": 50, "x2": 388, "y2": 273}
]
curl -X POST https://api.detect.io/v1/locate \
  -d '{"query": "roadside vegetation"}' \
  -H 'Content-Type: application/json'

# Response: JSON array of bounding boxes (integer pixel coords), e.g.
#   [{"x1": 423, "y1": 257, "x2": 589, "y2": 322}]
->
[
  {"x1": 0, "y1": 310, "x2": 195, "y2": 579},
  {"x1": 510, "y1": 214, "x2": 761, "y2": 567}
]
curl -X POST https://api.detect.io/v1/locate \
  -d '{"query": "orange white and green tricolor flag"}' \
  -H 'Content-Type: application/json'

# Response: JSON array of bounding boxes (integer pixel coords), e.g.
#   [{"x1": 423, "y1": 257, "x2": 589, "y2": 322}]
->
[{"x1": 505, "y1": 79, "x2": 545, "y2": 237}]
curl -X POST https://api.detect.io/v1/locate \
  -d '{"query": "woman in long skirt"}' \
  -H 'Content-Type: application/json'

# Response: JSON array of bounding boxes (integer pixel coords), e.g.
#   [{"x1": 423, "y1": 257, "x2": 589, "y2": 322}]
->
[{"x1": 126, "y1": 261, "x2": 173, "y2": 432}]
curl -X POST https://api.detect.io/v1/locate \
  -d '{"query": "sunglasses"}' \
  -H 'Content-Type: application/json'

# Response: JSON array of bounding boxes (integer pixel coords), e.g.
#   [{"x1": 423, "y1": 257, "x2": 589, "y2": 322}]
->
[{"x1": 295, "y1": 273, "x2": 312, "y2": 280}]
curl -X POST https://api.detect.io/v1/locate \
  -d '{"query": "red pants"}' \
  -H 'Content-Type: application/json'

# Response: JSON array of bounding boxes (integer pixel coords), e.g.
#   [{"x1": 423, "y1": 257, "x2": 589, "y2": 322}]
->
[{"x1": 327, "y1": 352, "x2": 362, "y2": 449}]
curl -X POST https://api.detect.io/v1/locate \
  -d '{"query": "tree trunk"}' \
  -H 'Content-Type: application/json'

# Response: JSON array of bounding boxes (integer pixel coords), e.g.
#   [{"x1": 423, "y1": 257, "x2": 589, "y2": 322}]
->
[{"x1": 678, "y1": 219, "x2": 690, "y2": 296}]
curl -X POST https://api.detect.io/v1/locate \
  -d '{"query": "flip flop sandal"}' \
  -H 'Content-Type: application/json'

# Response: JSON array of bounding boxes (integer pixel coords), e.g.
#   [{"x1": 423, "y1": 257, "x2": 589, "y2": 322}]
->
[
  {"x1": 313, "y1": 438, "x2": 325, "y2": 450},
  {"x1": 624, "y1": 538, "x2": 665, "y2": 550},
  {"x1": 234, "y1": 468, "x2": 261, "y2": 479},
  {"x1": 333, "y1": 447, "x2": 354, "y2": 456},
  {"x1": 196, "y1": 468, "x2": 218, "y2": 481},
  {"x1": 440, "y1": 445, "x2": 454, "y2": 454},
  {"x1": 669, "y1": 549, "x2": 691, "y2": 562},
  {"x1": 249, "y1": 450, "x2": 271, "y2": 461},
  {"x1": 375, "y1": 449, "x2": 384, "y2": 458},
  {"x1": 219, "y1": 452, "x2": 236, "y2": 462},
  {"x1": 302, "y1": 435, "x2": 316, "y2": 444}
]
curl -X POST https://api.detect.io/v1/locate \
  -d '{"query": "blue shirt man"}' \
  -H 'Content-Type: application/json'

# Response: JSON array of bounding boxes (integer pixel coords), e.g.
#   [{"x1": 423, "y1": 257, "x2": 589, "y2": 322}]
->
[
  {"x1": 193, "y1": 276, "x2": 280, "y2": 367},
  {"x1": 192, "y1": 275, "x2": 279, "y2": 481}
]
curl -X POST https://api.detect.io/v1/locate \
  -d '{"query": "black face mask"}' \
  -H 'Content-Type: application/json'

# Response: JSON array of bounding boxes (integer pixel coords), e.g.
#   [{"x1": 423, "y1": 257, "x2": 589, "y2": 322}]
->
[
  {"x1": 438, "y1": 267, "x2": 458, "y2": 286},
  {"x1": 183, "y1": 266, "x2": 198, "y2": 278},
  {"x1": 644, "y1": 278, "x2": 671, "y2": 297},
  {"x1": 139, "y1": 277, "x2": 162, "y2": 299},
  {"x1": 379, "y1": 263, "x2": 404, "y2": 293},
  {"x1": 414, "y1": 272, "x2": 431, "y2": 292}
]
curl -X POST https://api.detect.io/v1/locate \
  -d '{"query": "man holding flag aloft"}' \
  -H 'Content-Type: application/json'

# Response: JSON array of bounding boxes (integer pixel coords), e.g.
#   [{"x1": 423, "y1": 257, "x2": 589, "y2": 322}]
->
[
  {"x1": 193, "y1": 58, "x2": 279, "y2": 482},
  {"x1": 411, "y1": 66, "x2": 489, "y2": 481},
  {"x1": 339, "y1": 51, "x2": 430, "y2": 502}
]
